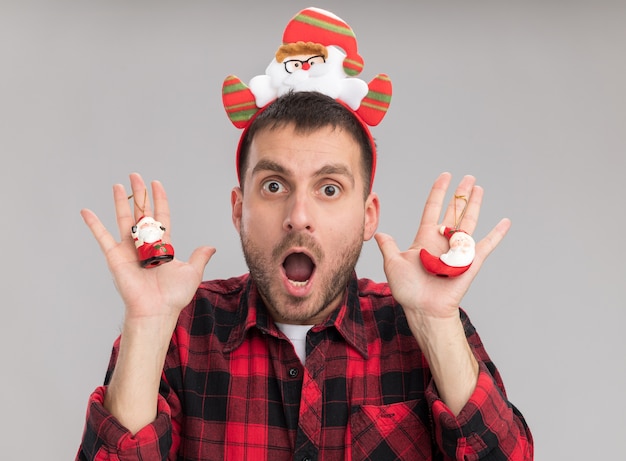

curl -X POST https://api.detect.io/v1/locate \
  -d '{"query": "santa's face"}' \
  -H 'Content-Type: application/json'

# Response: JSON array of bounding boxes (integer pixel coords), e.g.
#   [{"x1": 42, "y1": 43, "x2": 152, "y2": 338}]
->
[
  {"x1": 282, "y1": 54, "x2": 326, "y2": 74},
  {"x1": 267, "y1": 46, "x2": 346, "y2": 96},
  {"x1": 231, "y1": 123, "x2": 379, "y2": 325},
  {"x1": 136, "y1": 217, "x2": 165, "y2": 244},
  {"x1": 449, "y1": 232, "x2": 473, "y2": 251},
  {"x1": 440, "y1": 231, "x2": 476, "y2": 267}
]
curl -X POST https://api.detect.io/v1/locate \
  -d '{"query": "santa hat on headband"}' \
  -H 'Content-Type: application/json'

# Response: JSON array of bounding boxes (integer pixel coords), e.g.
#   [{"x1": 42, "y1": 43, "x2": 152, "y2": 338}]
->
[{"x1": 281, "y1": 7, "x2": 364, "y2": 77}]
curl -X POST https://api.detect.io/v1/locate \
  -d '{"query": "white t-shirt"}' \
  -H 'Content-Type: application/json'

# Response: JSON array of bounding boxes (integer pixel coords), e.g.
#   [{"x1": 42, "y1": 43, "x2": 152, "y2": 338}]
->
[{"x1": 275, "y1": 322, "x2": 314, "y2": 365}]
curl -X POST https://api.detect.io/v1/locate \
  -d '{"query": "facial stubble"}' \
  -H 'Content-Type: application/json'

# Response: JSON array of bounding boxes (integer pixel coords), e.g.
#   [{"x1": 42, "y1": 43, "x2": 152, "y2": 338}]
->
[{"x1": 240, "y1": 227, "x2": 364, "y2": 324}]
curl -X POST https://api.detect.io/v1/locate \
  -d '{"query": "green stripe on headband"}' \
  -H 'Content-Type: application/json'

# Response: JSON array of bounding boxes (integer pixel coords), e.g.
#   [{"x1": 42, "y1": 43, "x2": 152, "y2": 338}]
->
[
  {"x1": 293, "y1": 13, "x2": 355, "y2": 38},
  {"x1": 223, "y1": 82, "x2": 249, "y2": 94},
  {"x1": 364, "y1": 91, "x2": 392, "y2": 104},
  {"x1": 228, "y1": 109, "x2": 258, "y2": 122}
]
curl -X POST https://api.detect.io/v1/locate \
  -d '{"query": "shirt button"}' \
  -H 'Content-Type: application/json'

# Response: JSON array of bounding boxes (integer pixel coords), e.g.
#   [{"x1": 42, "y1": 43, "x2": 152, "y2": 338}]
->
[
  {"x1": 288, "y1": 367, "x2": 299, "y2": 378},
  {"x1": 301, "y1": 458, "x2": 311, "y2": 461}
]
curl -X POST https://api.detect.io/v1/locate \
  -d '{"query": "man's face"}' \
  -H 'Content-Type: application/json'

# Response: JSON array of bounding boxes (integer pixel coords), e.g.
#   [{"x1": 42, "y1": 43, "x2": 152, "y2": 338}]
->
[{"x1": 231, "y1": 123, "x2": 379, "y2": 325}]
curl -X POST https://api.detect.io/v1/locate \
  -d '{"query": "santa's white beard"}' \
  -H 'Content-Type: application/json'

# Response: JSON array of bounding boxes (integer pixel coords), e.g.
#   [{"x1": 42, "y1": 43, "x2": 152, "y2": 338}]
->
[
  {"x1": 249, "y1": 46, "x2": 368, "y2": 111},
  {"x1": 276, "y1": 67, "x2": 342, "y2": 97},
  {"x1": 440, "y1": 247, "x2": 475, "y2": 267},
  {"x1": 138, "y1": 227, "x2": 163, "y2": 244}
]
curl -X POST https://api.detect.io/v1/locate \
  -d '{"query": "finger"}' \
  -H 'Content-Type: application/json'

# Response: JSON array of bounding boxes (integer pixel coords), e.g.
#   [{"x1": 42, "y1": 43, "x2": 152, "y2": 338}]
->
[
  {"x1": 80, "y1": 208, "x2": 118, "y2": 255},
  {"x1": 452, "y1": 185, "x2": 483, "y2": 235},
  {"x1": 420, "y1": 172, "x2": 452, "y2": 227},
  {"x1": 129, "y1": 173, "x2": 152, "y2": 221},
  {"x1": 152, "y1": 180, "x2": 171, "y2": 238},
  {"x1": 473, "y1": 218, "x2": 511, "y2": 265},
  {"x1": 188, "y1": 246, "x2": 217, "y2": 275},
  {"x1": 441, "y1": 175, "x2": 477, "y2": 230},
  {"x1": 113, "y1": 183, "x2": 135, "y2": 243},
  {"x1": 374, "y1": 232, "x2": 401, "y2": 263}
]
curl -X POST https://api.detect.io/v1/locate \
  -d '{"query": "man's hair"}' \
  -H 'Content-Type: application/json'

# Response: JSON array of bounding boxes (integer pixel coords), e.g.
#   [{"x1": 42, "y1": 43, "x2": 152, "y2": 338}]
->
[{"x1": 237, "y1": 91, "x2": 375, "y2": 196}]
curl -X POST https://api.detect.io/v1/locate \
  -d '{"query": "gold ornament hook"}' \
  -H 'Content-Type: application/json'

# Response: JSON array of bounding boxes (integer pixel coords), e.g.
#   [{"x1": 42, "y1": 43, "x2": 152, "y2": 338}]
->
[
  {"x1": 454, "y1": 195, "x2": 468, "y2": 230},
  {"x1": 128, "y1": 189, "x2": 148, "y2": 216}
]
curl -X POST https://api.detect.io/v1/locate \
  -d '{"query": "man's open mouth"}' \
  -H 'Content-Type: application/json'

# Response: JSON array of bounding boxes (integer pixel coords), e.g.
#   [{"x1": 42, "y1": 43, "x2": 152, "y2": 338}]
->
[{"x1": 283, "y1": 252, "x2": 315, "y2": 287}]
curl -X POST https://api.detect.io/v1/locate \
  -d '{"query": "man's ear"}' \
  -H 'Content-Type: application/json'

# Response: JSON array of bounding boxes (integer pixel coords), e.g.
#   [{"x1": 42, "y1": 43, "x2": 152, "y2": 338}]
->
[
  {"x1": 231, "y1": 187, "x2": 243, "y2": 233},
  {"x1": 363, "y1": 192, "x2": 380, "y2": 241}
]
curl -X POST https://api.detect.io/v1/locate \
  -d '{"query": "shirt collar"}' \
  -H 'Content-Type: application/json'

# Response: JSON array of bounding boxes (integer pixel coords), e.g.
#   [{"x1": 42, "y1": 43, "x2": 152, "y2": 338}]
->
[{"x1": 224, "y1": 273, "x2": 369, "y2": 359}]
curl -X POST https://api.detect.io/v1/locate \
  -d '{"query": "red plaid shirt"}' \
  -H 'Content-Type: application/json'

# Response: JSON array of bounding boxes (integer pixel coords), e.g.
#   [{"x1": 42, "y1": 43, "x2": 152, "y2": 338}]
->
[{"x1": 77, "y1": 274, "x2": 533, "y2": 460}]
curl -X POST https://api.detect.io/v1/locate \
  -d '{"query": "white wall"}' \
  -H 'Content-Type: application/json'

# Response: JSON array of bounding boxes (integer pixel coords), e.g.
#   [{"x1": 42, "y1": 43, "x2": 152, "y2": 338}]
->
[{"x1": 2, "y1": 1, "x2": 625, "y2": 458}]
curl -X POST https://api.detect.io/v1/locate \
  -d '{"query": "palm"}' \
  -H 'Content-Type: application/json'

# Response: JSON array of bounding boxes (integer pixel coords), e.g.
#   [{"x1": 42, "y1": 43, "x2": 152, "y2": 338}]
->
[
  {"x1": 105, "y1": 247, "x2": 205, "y2": 319},
  {"x1": 81, "y1": 173, "x2": 215, "y2": 321},
  {"x1": 375, "y1": 173, "x2": 510, "y2": 320}
]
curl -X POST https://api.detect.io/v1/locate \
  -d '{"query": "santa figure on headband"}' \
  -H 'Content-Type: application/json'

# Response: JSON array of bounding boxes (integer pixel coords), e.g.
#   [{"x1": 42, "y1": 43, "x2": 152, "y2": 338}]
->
[
  {"x1": 222, "y1": 7, "x2": 392, "y2": 128},
  {"x1": 249, "y1": 8, "x2": 369, "y2": 111}
]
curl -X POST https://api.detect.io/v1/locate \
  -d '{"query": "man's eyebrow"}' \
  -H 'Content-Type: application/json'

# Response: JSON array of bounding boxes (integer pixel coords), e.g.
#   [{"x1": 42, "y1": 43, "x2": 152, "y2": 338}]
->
[
  {"x1": 251, "y1": 159, "x2": 355, "y2": 187},
  {"x1": 315, "y1": 164, "x2": 355, "y2": 187},
  {"x1": 251, "y1": 159, "x2": 292, "y2": 177}
]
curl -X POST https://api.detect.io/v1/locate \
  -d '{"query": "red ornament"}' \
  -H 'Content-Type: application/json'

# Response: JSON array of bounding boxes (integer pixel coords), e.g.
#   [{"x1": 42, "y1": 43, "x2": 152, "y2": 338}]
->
[
  {"x1": 131, "y1": 216, "x2": 174, "y2": 268},
  {"x1": 419, "y1": 226, "x2": 475, "y2": 277}
]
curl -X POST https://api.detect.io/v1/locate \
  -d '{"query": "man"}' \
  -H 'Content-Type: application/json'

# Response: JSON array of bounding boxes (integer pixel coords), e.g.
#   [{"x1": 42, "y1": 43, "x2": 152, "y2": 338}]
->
[{"x1": 77, "y1": 8, "x2": 532, "y2": 461}]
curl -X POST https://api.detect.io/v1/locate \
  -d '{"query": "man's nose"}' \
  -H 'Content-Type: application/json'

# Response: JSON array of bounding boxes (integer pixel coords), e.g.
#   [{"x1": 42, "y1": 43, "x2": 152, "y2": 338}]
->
[
  {"x1": 283, "y1": 192, "x2": 314, "y2": 232},
  {"x1": 302, "y1": 62, "x2": 311, "y2": 71}
]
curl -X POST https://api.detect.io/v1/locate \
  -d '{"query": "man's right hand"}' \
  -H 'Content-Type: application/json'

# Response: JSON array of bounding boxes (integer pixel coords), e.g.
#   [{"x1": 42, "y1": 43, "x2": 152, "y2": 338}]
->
[
  {"x1": 80, "y1": 172, "x2": 215, "y2": 434},
  {"x1": 81, "y1": 172, "x2": 215, "y2": 323}
]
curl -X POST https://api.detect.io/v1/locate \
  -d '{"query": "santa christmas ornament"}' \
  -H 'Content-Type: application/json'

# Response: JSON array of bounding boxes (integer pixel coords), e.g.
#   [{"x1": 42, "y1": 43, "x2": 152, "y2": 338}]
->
[
  {"x1": 419, "y1": 195, "x2": 476, "y2": 277},
  {"x1": 128, "y1": 190, "x2": 174, "y2": 268},
  {"x1": 221, "y1": 7, "x2": 392, "y2": 189},
  {"x1": 131, "y1": 216, "x2": 175, "y2": 268}
]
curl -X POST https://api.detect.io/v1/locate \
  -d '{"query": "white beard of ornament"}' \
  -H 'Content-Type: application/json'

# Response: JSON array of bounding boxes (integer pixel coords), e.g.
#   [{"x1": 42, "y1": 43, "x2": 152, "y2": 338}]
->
[
  {"x1": 249, "y1": 45, "x2": 368, "y2": 110},
  {"x1": 138, "y1": 226, "x2": 164, "y2": 245},
  {"x1": 132, "y1": 217, "x2": 166, "y2": 246},
  {"x1": 439, "y1": 232, "x2": 476, "y2": 267}
]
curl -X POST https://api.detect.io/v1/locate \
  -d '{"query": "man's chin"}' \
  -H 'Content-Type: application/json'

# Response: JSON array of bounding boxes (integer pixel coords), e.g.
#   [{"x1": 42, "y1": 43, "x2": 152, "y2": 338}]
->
[{"x1": 258, "y1": 288, "x2": 319, "y2": 324}]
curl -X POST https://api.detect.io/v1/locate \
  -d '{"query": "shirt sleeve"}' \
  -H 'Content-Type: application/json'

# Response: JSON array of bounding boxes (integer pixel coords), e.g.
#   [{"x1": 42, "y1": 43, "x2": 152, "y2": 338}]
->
[
  {"x1": 75, "y1": 386, "x2": 178, "y2": 461},
  {"x1": 425, "y1": 309, "x2": 534, "y2": 460},
  {"x1": 75, "y1": 336, "x2": 183, "y2": 461},
  {"x1": 427, "y1": 366, "x2": 533, "y2": 460}
]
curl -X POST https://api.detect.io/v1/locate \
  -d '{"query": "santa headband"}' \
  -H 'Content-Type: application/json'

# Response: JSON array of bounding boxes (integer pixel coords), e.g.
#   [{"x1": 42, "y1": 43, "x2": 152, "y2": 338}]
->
[{"x1": 221, "y1": 7, "x2": 392, "y2": 190}]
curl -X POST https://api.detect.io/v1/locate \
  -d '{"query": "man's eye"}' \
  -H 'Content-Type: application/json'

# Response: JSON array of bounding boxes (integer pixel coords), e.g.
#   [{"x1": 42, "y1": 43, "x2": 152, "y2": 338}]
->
[
  {"x1": 321, "y1": 184, "x2": 340, "y2": 197},
  {"x1": 263, "y1": 180, "x2": 285, "y2": 194}
]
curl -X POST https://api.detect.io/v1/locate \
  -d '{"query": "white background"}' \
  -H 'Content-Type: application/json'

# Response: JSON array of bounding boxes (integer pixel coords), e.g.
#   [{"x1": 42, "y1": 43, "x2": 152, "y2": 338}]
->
[{"x1": 1, "y1": 1, "x2": 625, "y2": 459}]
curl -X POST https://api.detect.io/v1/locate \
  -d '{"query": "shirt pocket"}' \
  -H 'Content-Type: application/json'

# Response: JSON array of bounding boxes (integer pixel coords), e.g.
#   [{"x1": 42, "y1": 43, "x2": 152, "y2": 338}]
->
[{"x1": 348, "y1": 399, "x2": 431, "y2": 460}]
